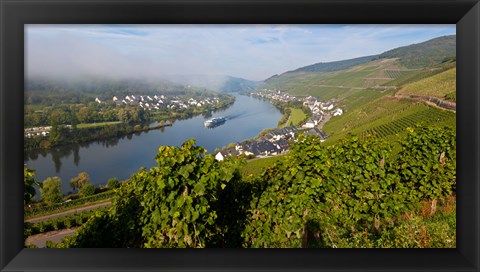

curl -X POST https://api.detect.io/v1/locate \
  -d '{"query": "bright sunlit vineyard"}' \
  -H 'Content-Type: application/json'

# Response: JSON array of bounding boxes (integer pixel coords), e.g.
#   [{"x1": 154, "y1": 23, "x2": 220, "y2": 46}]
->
[{"x1": 363, "y1": 108, "x2": 455, "y2": 138}]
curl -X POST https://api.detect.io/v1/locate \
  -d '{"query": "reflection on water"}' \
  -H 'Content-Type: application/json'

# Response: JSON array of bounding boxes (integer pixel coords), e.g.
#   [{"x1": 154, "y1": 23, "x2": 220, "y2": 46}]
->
[{"x1": 25, "y1": 94, "x2": 282, "y2": 194}]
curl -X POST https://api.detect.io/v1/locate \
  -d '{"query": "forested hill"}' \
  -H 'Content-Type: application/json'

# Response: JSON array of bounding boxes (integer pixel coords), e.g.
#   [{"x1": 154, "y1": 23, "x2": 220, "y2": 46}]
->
[
  {"x1": 221, "y1": 76, "x2": 259, "y2": 93},
  {"x1": 26, "y1": 77, "x2": 196, "y2": 95},
  {"x1": 270, "y1": 35, "x2": 456, "y2": 82},
  {"x1": 287, "y1": 55, "x2": 379, "y2": 74},
  {"x1": 377, "y1": 35, "x2": 456, "y2": 68}
]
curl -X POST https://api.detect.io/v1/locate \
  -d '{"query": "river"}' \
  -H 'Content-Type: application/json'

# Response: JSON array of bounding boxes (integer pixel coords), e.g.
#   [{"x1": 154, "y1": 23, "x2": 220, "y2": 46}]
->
[{"x1": 24, "y1": 94, "x2": 282, "y2": 194}]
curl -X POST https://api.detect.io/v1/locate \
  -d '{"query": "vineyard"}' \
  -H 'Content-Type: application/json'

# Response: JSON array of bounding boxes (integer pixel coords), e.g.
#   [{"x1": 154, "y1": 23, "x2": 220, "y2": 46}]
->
[
  {"x1": 42, "y1": 126, "x2": 456, "y2": 248},
  {"x1": 397, "y1": 67, "x2": 456, "y2": 99},
  {"x1": 24, "y1": 208, "x2": 107, "y2": 238},
  {"x1": 384, "y1": 69, "x2": 416, "y2": 79},
  {"x1": 362, "y1": 108, "x2": 454, "y2": 138},
  {"x1": 383, "y1": 61, "x2": 455, "y2": 87},
  {"x1": 24, "y1": 190, "x2": 115, "y2": 219}
]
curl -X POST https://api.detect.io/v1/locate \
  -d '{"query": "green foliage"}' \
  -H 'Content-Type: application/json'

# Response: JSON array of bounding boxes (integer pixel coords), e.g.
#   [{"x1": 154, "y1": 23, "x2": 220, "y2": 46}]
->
[
  {"x1": 243, "y1": 135, "x2": 408, "y2": 247},
  {"x1": 70, "y1": 172, "x2": 90, "y2": 191},
  {"x1": 106, "y1": 178, "x2": 120, "y2": 189},
  {"x1": 24, "y1": 190, "x2": 115, "y2": 219},
  {"x1": 47, "y1": 126, "x2": 455, "y2": 248},
  {"x1": 58, "y1": 139, "x2": 248, "y2": 248},
  {"x1": 24, "y1": 165, "x2": 41, "y2": 205},
  {"x1": 395, "y1": 126, "x2": 456, "y2": 201},
  {"x1": 242, "y1": 126, "x2": 455, "y2": 248},
  {"x1": 25, "y1": 208, "x2": 105, "y2": 238},
  {"x1": 40, "y1": 177, "x2": 63, "y2": 205},
  {"x1": 79, "y1": 184, "x2": 96, "y2": 197}
]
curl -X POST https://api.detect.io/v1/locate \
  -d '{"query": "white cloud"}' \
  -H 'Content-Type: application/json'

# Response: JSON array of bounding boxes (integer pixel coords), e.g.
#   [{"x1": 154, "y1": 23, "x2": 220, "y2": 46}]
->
[{"x1": 25, "y1": 24, "x2": 456, "y2": 81}]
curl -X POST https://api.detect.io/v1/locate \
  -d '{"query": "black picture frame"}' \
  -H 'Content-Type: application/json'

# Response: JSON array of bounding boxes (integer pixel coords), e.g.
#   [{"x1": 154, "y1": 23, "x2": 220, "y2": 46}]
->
[{"x1": 1, "y1": 0, "x2": 479, "y2": 271}]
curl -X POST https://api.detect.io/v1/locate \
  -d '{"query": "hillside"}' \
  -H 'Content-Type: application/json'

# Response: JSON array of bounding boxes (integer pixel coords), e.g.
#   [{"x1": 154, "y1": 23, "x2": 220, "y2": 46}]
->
[
  {"x1": 264, "y1": 35, "x2": 456, "y2": 99},
  {"x1": 288, "y1": 55, "x2": 378, "y2": 73},
  {"x1": 378, "y1": 35, "x2": 456, "y2": 68},
  {"x1": 221, "y1": 76, "x2": 259, "y2": 93},
  {"x1": 260, "y1": 35, "x2": 456, "y2": 146},
  {"x1": 396, "y1": 67, "x2": 456, "y2": 100},
  {"x1": 264, "y1": 58, "x2": 403, "y2": 102}
]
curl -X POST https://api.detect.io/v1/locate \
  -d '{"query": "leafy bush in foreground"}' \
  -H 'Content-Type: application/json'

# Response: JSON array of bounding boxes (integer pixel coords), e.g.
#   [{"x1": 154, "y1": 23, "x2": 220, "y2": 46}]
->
[{"x1": 49, "y1": 125, "x2": 455, "y2": 248}]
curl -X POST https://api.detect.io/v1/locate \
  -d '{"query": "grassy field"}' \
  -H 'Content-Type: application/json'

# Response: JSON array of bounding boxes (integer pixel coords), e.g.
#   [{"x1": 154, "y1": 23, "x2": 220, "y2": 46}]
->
[
  {"x1": 280, "y1": 108, "x2": 306, "y2": 128},
  {"x1": 77, "y1": 121, "x2": 121, "y2": 129},
  {"x1": 241, "y1": 155, "x2": 285, "y2": 177},
  {"x1": 397, "y1": 67, "x2": 456, "y2": 99}
]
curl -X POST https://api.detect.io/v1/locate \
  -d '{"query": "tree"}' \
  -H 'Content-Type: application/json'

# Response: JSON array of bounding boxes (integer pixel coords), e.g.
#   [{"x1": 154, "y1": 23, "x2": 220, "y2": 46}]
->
[
  {"x1": 106, "y1": 178, "x2": 120, "y2": 189},
  {"x1": 70, "y1": 172, "x2": 90, "y2": 191},
  {"x1": 40, "y1": 177, "x2": 63, "y2": 205},
  {"x1": 56, "y1": 139, "x2": 247, "y2": 248},
  {"x1": 24, "y1": 165, "x2": 42, "y2": 205},
  {"x1": 76, "y1": 107, "x2": 90, "y2": 123},
  {"x1": 79, "y1": 184, "x2": 95, "y2": 197}
]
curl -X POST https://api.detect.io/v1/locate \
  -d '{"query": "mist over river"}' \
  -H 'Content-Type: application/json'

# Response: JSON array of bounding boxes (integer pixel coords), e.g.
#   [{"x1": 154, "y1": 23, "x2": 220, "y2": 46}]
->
[{"x1": 24, "y1": 94, "x2": 282, "y2": 194}]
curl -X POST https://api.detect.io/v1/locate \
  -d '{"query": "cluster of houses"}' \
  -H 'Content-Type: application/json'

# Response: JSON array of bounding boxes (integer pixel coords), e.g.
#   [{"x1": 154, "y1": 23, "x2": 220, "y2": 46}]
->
[
  {"x1": 24, "y1": 126, "x2": 52, "y2": 138},
  {"x1": 215, "y1": 125, "x2": 328, "y2": 161},
  {"x1": 251, "y1": 89, "x2": 344, "y2": 129},
  {"x1": 215, "y1": 126, "x2": 298, "y2": 161},
  {"x1": 215, "y1": 89, "x2": 344, "y2": 161},
  {"x1": 252, "y1": 89, "x2": 300, "y2": 103},
  {"x1": 24, "y1": 125, "x2": 73, "y2": 138},
  {"x1": 94, "y1": 95, "x2": 222, "y2": 111}
]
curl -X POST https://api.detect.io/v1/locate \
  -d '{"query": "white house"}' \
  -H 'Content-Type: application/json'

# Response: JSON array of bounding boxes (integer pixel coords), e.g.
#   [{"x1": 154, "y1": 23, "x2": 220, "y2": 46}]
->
[
  {"x1": 95, "y1": 97, "x2": 101, "y2": 103},
  {"x1": 113, "y1": 96, "x2": 118, "y2": 101},
  {"x1": 215, "y1": 152, "x2": 224, "y2": 161},
  {"x1": 304, "y1": 119, "x2": 316, "y2": 128},
  {"x1": 333, "y1": 108, "x2": 344, "y2": 116}
]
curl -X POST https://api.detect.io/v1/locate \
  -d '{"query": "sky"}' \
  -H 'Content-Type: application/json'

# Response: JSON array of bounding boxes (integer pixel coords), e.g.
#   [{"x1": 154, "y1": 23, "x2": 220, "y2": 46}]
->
[{"x1": 25, "y1": 24, "x2": 456, "y2": 81}]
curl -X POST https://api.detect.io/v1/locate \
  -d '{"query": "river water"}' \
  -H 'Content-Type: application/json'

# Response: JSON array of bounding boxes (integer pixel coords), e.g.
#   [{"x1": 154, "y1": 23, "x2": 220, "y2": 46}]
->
[{"x1": 24, "y1": 94, "x2": 282, "y2": 194}]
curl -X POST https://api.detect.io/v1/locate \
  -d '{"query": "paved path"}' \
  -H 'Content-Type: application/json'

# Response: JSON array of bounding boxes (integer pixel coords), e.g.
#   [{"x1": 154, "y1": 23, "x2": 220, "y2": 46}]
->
[
  {"x1": 26, "y1": 228, "x2": 79, "y2": 248},
  {"x1": 25, "y1": 201, "x2": 111, "y2": 223}
]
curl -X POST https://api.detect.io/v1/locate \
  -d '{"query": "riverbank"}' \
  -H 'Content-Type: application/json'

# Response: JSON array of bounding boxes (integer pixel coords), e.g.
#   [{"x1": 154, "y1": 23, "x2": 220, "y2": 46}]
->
[
  {"x1": 24, "y1": 94, "x2": 282, "y2": 194},
  {"x1": 23, "y1": 99, "x2": 235, "y2": 153}
]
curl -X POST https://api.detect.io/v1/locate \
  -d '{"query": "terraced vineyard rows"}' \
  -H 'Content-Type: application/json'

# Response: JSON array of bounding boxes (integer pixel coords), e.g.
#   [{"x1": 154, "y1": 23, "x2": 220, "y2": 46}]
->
[
  {"x1": 362, "y1": 108, "x2": 454, "y2": 138},
  {"x1": 384, "y1": 70, "x2": 416, "y2": 79}
]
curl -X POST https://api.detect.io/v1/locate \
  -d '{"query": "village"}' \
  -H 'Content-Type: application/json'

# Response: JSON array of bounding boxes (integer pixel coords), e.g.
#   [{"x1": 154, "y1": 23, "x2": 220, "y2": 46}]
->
[
  {"x1": 100, "y1": 94, "x2": 224, "y2": 112},
  {"x1": 24, "y1": 94, "x2": 230, "y2": 138},
  {"x1": 215, "y1": 89, "x2": 343, "y2": 161},
  {"x1": 25, "y1": 89, "x2": 344, "y2": 158}
]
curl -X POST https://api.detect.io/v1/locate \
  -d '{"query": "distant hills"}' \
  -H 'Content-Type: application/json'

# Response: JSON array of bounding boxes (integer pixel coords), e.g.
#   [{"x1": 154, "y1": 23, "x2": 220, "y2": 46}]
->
[
  {"x1": 26, "y1": 74, "x2": 259, "y2": 96},
  {"x1": 259, "y1": 34, "x2": 456, "y2": 144},
  {"x1": 287, "y1": 55, "x2": 379, "y2": 74},
  {"x1": 377, "y1": 35, "x2": 456, "y2": 68},
  {"x1": 263, "y1": 35, "x2": 456, "y2": 99},
  {"x1": 274, "y1": 35, "x2": 455, "y2": 79},
  {"x1": 163, "y1": 74, "x2": 258, "y2": 93}
]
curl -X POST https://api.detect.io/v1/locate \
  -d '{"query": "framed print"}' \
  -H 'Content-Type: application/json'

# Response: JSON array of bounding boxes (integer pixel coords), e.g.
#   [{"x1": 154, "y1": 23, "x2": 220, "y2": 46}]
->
[{"x1": 1, "y1": 0, "x2": 479, "y2": 271}]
